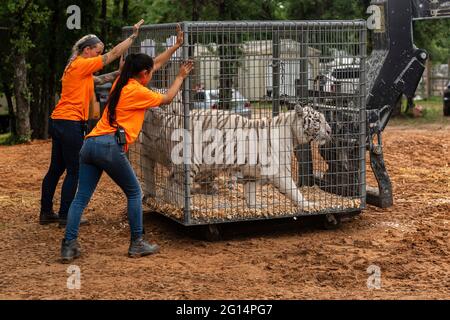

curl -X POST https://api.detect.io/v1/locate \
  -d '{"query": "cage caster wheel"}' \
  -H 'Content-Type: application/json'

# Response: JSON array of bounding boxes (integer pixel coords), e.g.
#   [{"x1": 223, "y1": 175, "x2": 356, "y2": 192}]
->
[
  {"x1": 322, "y1": 213, "x2": 341, "y2": 230},
  {"x1": 203, "y1": 224, "x2": 221, "y2": 241}
]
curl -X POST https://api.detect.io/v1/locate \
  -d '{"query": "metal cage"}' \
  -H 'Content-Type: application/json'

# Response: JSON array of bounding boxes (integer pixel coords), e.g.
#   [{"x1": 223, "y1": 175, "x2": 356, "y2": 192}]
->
[{"x1": 123, "y1": 21, "x2": 367, "y2": 226}]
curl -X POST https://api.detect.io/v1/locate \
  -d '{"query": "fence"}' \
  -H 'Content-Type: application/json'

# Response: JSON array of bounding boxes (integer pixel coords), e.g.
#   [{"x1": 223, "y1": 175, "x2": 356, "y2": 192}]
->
[
  {"x1": 123, "y1": 21, "x2": 367, "y2": 226},
  {"x1": 416, "y1": 61, "x2": 450, "y2": 98}
]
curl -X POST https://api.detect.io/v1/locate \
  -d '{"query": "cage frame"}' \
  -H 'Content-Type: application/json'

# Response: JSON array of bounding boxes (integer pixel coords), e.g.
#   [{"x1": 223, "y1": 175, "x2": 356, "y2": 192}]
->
[{"x1": 123, "y1": 20, "x2": 367, "y2": 227}]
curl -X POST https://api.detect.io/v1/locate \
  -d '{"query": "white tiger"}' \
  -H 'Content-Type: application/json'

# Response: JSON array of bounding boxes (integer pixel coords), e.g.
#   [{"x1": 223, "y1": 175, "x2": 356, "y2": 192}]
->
[{"x1": 140, "y1": 104, "x2": 332, "y2": 210}]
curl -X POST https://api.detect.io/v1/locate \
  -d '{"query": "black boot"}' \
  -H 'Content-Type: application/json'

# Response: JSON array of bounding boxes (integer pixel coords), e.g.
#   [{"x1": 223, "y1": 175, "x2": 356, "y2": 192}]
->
[
  {"x1": 39, "y1": 210, "x2": 59, "y2": 225},
  {"x1": 60, "y1": 239, "x2": 81, "y2": 263},
  {"x1": 58, "y1": 215, "x2": 89, "y2": 228},
  {"x1": 128, "y1": 237, "x2": 159, "y2": 258}
]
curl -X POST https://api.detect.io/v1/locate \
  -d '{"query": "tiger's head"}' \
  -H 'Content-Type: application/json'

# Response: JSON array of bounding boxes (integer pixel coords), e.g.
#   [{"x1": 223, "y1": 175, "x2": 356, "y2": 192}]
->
[{"x1": 292, "y1": 104, "x2": 332, "y2": 145}]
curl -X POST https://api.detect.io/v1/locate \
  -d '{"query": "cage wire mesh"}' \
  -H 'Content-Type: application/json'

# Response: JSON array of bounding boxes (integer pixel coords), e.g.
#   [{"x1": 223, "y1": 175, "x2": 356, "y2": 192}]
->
[{"x1": 123, "y1": 21, "x2": 367, "y2": 226}]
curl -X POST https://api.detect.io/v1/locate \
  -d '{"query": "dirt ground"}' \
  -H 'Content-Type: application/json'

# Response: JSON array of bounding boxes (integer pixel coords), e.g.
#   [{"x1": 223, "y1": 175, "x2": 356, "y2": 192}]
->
[{"x1": 0, "y1": 124, "x2": 449, "y2": 300}]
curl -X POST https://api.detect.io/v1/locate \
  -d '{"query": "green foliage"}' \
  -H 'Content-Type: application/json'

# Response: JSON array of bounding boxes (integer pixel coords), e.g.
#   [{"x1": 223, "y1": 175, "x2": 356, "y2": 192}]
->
[
  {"x1": 141, "y1": 0, "x2": 287, "y2": 23},
  {"x1": 414, "y1": 19, "x2": 450, "y2": 64},
  {"x1": 390, "y1": 97, "x2": 449, "y2": 126},
  {"x1": 284, "y1": 0, "x2": 366, "y2": 20},
  {"x1": 0, "y1": 133, "x2": 12, "y2": 145},
  {"x1": 0, "y1": 132, "x2": 31, "y2": 145},
  {"x1": 2, "y1": 0, "x2": 49, "y2": 54}
]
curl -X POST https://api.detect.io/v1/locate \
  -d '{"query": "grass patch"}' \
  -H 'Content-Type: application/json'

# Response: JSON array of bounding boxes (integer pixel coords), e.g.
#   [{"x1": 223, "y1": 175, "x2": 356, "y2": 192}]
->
[
  {"x1": 0, "y1": 103, "x2": 8, "y2": 116},
  {"x1": 0, "y1": 132, "x2": 12, "y2": 145},
  {"x1": 389, "y1": 96, "x2": 449, "y2": 126},
  {"x1": 0, "y1": 133, "x2": 31, "y2": 145}
]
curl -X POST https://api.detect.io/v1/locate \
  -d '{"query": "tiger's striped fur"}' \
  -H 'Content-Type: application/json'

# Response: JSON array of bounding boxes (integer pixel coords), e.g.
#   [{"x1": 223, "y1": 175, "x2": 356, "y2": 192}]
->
[{"x1": 141, "y1": 104, "x2": 331, "y2": 210}]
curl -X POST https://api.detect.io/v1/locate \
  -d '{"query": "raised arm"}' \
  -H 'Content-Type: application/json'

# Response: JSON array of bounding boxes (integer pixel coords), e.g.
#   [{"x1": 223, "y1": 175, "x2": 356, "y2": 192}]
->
[
  {"x1": 161, "y1": 60, "x2": 194, "y2": 105},
  {"x1": 153, "y1": 24, "x2": 184, "y2": 72},
  {"x1": 101, "y1": 19, "x2": 144, "y2": 67},
  {"x1": 94, "y1": 71, "x2": 119, "y2": 85},
  {"x1": 94, "y1": 56, "x2": 124, "y2": 85}
]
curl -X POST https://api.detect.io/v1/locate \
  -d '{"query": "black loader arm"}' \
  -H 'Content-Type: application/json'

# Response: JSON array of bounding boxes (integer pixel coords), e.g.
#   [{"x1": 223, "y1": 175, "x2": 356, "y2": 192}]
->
[{"x1": 365, "y1": 0, "x2": 449, "y2": 208}]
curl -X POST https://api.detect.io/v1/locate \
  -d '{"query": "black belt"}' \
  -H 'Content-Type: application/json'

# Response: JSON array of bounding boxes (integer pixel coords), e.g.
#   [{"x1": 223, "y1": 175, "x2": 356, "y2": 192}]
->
[{"x1": 50, "y1": 118, "x2": 87, "y2": 124}]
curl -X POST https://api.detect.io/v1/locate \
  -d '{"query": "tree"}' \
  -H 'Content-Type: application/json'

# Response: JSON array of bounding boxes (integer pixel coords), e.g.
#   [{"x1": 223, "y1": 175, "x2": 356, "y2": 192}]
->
[
  {"x1": 1, "y1": 0, "x2": 49, "y2": 142},
  {"x1": 122, "y1": 0, "x2": 129, "y2": 21},
  {"x1": 141, "y1": 0, "x2": 287, "y2": 24},
  {"x1": 414, "y1": 19, "x2": 450, "y2": 65},
  {"x1": 285, "y1": 0, "x2": 365, "y2": 20},
  {"x1": 0, "y1": 27, "x2": 16, "y2": 135},
  {"x1": 25, "y1": 0, "x2": 101, "y2": 139},
  {"x1": 100, "y1": 0, "x2": 108, "y2": 45}
]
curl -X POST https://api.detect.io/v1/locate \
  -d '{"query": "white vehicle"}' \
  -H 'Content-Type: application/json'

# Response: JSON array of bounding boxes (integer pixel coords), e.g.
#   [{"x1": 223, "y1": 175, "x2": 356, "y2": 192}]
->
[
  {"x1": 192, "y1": 89, "x2": 252, "y2": 118},
  {"x1": 322, "y1": 65, "x2": 361, "y2": 95}
]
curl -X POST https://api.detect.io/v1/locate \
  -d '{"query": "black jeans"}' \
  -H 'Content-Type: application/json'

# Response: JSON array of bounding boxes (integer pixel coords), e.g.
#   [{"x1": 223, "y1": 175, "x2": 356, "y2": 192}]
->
[{"x1": 41, "y1": 119, "x2": 85, "y2": 217}]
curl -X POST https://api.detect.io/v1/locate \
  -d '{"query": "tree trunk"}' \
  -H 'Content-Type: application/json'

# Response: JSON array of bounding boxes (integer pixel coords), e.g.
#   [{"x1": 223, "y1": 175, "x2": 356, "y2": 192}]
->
[
  {"x1": 45, "y1": 69, "x2": 55, "y2": 140},
  {"x1": 41, "y1": 0, "x2": 59, "y2": 140},
  {"x1": 13, "y1": 52, "x2": 31, "y2": 141},
  {"x1": 101, "y1": 0, "x2": 107, "y2": 43},
  {"x1": 218, "y1": 0, "x2": 226, "y2": 17},
  {"x1": 29, "y1": 75, "x2": 41, "y2": 139},
  {"x1": 30, "y1": 76, "x2": 50, "y2": 139},
  {"x1": 113, "y1": 0, "x2": 121, "y2": 17},
  {"x1": 2, "y1": 81, "x2": 16, "y2": 135},
  {"x1": 261, "y1": 0, "x2": 274, "y2": 19},
  {"x1": 28, "y1": 0, "x2": 58, "y2": 140},
  {"x1": 192, "y1": 0, "x2": 200, "y2": 21},
  {"x1": 122, "y1": 0, "x2": 129, "y2": 21}
]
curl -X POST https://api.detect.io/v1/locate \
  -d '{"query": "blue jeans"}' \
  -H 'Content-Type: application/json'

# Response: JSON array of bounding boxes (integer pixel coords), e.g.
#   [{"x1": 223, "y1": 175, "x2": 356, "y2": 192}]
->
[
  {"x1": 41, "y1": 119, "x2": 86, "y2": 217},
  {"x1": 64, "y1": 134, "x2": 143, "y2": 241}
]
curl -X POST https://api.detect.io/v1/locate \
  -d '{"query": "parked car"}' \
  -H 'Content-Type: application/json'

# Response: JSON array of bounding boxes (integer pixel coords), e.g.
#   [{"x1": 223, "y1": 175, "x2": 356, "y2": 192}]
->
[
  {"x1": 444, "y1": 81, "x2": 450, "y2": 117},
  {"x1": 321, "y1": 65, "x2": 361, "y2": 95},
  {"x1": 193, "y1": 89, "x2": 252, "y2": 118}
]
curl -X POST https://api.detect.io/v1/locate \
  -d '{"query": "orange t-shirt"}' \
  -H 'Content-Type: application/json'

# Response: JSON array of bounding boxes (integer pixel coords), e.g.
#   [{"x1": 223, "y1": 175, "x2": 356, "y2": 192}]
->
[
  {"x1": 86, "y1": 78, "x2": 163, "y2": 147},
  {"x1": 51, "y1": 55, "x2": 104, "y2": 121}
]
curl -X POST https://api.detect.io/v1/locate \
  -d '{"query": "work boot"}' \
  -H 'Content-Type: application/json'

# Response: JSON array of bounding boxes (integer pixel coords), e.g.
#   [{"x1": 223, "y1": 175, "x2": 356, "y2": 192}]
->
[
  {"x1": 39, "y1": 210, "x2": 59, "y2": 225},
  {"x1": 60, "y1": 238, "x2": 81, "y2": 263},
  {"x1": 128, "y1": 237, "x2": 159, "y2": 258},
  {"x1": 58, "y1": 215, "x2": 89, "y2": 228}
]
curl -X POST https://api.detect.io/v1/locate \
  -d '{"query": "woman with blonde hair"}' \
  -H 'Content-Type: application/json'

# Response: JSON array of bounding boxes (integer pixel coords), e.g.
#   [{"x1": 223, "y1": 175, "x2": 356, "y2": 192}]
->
[
  {"x1": 61, "y1": 51, "x2": 194, "y2": 261},
  {"x1": 40, "y1": 20, "x2": 144, "y2": 227}
]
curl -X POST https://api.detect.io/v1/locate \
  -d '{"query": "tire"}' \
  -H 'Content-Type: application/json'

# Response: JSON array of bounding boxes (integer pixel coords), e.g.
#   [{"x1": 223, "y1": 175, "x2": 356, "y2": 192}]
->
[
  {"x1": 444, "y1": 101, "x2": 450, "y2": 117},
  {"x1": 322, "y1": 213, "x2": 342, "y2": 230},
  {"x1": 203, "y1": 224, "x2": 221, "y2": 241}
]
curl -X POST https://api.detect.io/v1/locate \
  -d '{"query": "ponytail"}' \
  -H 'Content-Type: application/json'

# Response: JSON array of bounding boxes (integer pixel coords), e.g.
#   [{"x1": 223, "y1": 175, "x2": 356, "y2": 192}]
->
[{"x1": 106, "y1": 53, "x2": 154, "y2": 127}]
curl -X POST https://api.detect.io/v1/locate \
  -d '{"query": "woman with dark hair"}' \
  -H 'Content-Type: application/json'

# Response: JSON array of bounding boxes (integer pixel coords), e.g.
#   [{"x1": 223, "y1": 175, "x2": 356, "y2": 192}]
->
[
  {"x1": 39, "y1": 20, "x2": 144, "y2": 227},
  {"x1": 60, "y1": 52, "x2": 194, "y2": 262}
]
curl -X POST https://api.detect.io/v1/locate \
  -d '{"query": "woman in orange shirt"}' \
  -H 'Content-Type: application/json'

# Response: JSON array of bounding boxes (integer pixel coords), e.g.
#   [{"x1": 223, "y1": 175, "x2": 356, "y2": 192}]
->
[
  {"x1": 60, "y1": 52, "x2": 194, "y2": 262},
  {"x1": 40, "y1": 20, "x2": 144, "y2": 226}
]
